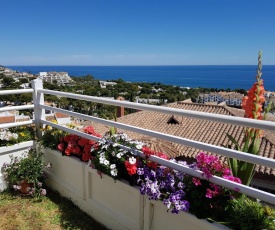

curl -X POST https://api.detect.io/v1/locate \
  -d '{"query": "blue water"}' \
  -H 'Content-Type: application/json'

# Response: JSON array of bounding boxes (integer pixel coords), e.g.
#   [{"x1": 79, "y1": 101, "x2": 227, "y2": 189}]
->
[{"x1": 7, "y1": 65, "x2": 275, "y2": 91}]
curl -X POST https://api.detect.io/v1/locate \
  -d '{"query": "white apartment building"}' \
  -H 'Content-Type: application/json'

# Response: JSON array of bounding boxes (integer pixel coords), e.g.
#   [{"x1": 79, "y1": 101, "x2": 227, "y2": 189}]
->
[
  {"x1": 39, "y1": 72, "x2": 73, "y2": 85},
  {"x1": 99, "y1": 81, "x2": 117, "y2": 88},
  {"x1": 197, "y1": 92, "x2": 244, "y2": 106}
]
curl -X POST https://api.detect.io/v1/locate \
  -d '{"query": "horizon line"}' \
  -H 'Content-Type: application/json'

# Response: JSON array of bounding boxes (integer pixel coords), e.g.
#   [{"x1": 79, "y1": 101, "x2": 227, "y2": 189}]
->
[{"x1": 5, "y1": 64, "x2": 275, "y2": 67}]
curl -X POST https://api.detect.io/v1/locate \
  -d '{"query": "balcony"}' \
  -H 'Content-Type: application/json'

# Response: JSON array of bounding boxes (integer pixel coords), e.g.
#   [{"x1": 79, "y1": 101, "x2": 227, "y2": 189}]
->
[{"x1": 1, "y1": 79, "x2": 275, "y2": 230}]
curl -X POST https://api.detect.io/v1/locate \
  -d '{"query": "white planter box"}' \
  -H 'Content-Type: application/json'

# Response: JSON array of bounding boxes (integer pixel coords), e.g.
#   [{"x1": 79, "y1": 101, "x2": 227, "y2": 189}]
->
[
  {"x1": 42, "y1": 148, "x2": 228, "y2": 230},
  {"x1": 42, "y1": 147, "x2": 86, "y2": 199},
  {"x1": 85, "y1": 168, "x2": 144, "y2": 230},
  {"x1": 0, "y1": 141, "x2": 34, "y2": 192},
  {"x1": 144, "y1": 199, "x2": 228, "y2": 230}
]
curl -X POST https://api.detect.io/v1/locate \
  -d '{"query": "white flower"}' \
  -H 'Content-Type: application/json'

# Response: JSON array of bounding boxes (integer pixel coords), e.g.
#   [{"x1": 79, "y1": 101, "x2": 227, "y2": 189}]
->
[
  {"x1": 113, "y1": 143, "x2": 118, "y2": 147},
  {"x1": 111, "y1": 169, "x2": 118, "y2": 176},
  {"x1": 129, "y1": 157, "x2": 136, "y2": 165},
  {"x1": 110, "y1": 164, "x2": 116, "y2": 169},
  {"x1": 104, "y1": 160, "x2": 110, "y2": 165},
  {"x1": 136, "y1": 144, "x2": 143, "y2": 150},
  {"x1": 116, "y1": 153, "x2": 122, "y2": 159},
  {"x1": 99, "y1": 156, "x2": 105, "y2": 164},
  {"x1": 111, "y1": 151, "x2": 115, "y2": 156},
  {"x1": 102, "y1": 145, "x2": 108, "y2": 150}
]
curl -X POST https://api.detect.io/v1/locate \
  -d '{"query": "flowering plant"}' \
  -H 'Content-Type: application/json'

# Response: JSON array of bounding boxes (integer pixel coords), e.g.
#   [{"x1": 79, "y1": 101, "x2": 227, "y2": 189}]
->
[
  {"x1": 182, "y1": 153, "x2": 241, "y2": 219},
  {"x1": 90, "y1": 132, "x2": 144, "y2": 183},
  {"x1": 0, "y1": 125, "x2": 35, "y2": 147},
  {"x1": 39, "y1": 120, "x2": 68, "y2": 150},
  {"x1": 226, "y1": 51, "x2": 272, "y2": 186},
  {"x1": 90, "y1": 132, "x2": 242, "y2": 219},
  {"x1": 137, "y1": 152, "x2": 241, "y2": 219},
  {"x1": 57, "y1": 126, "x2": 101, "y2": 162},
  {"x1": 2, "y1": 148, "x2": 51, "y2": 199}
]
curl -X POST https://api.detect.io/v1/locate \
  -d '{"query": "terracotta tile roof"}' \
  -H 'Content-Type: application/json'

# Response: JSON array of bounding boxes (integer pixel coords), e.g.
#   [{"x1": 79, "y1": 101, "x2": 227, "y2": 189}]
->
[
  {"x1": 55, "y1": 112, "x2": 70, "y2": 118},
  {"x1": 86, "y1": 102, "x2": 275, "y2": 179},
  {"x1": 0, "y1": 116, "x2": 15, "y2": 124}
]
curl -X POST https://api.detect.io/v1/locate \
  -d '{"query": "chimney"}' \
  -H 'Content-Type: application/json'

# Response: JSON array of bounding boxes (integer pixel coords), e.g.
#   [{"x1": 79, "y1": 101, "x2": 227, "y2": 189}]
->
[{"x1": 116, "y1": 96, "x2": 124, "y2": 118}]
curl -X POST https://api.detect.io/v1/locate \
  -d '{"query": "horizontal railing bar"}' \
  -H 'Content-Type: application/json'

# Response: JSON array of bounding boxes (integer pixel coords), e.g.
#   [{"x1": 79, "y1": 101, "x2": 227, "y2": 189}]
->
[
  {"x1": 38, "y1": 89, "x2": 275, "y2": 131},
  {"x1": 39, "y1": 105, "x2": 275, "y2": 169},
  {"x1": 41, "y1": 120, "x2": 101, "y2": 142},
  {"x1": 0, "y1": 89, "x2": 33, "y2": 95},
  {"x1": 0, "y1": 120, "x2": 34, "y2": 129},
  {"x1": 0, "y1": 105, "x2": 34, "y2": 112}
]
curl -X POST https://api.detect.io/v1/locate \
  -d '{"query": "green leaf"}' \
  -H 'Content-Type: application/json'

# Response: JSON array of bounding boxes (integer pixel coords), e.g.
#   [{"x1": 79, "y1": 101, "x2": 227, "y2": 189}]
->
[
  {"x1": 228, "y1": 157, "x2": 239, "y2": 177},
  {"x1": 226, "y1": 134, "x2": 241, "y2": 151},
  {"x1": 110, "y1": 127, "x2": 117, "y2": 136}
]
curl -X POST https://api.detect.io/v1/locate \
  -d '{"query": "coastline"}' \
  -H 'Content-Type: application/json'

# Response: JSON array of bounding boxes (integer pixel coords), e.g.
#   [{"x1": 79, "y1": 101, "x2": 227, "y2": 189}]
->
[{"x1": 5, "y1": 65, "x2": 275, "y2": 91}]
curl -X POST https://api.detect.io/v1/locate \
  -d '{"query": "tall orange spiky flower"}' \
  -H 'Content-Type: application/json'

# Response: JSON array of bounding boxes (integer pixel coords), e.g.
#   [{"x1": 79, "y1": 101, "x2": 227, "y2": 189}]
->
[
  {"x1": 241, "y1": 51, "x2": 265, "y2": 140},
  {"x1": 226, "y1": 51, "x2": 267, "y2": 186},
  {"x1": 242, "y1": 51, "x2": 265, "y2": 120}
]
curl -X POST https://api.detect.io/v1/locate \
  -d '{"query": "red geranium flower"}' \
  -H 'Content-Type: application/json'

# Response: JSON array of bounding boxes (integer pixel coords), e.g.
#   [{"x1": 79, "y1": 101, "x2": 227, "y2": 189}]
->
[{"x1": 124, "y1": 160, "x2": 137, "y2": 176}]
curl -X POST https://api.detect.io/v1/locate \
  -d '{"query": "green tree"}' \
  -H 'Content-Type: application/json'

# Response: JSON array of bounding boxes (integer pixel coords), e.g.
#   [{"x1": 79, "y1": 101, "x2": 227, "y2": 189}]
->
[
  {"x1": 19, "y1": 93, "x2": 33, "y2": 105},
  {"x1": 2, "y1": 76, "x2": 15, "y2": 86}
]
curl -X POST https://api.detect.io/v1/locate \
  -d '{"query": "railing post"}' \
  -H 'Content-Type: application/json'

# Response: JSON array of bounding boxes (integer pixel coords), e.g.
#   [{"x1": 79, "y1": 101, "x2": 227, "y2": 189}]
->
[{"x1": 31, "y1": 79, "x2": 45, "y2": 138}]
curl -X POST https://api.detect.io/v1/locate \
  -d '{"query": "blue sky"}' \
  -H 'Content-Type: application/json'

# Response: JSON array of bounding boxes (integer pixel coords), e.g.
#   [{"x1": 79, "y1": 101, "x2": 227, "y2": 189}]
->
[{"x1": 1, "y1": 0, "x2": 275, "y2": 65}]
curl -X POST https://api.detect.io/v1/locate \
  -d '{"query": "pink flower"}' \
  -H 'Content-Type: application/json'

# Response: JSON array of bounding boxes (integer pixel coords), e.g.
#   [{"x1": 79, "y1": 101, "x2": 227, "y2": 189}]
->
[
  {"x1": 212, "y1": 162, "x2": 223, "y2": 172},
  {"x1": 201, "y1": 167, "x2": 212, "y2": 179},
  {"x1": 206, "y1": 189, "x2": 213, "y2": 198},
  {"x1": 223, "y1": 175, "x2": 242, "y2": 184},
  {"x1": 192, "y1": 178, "x2": 201, "y2": 186},
  {"x1": 222, "y1": 167, "x2": 231, "y2": 176}
]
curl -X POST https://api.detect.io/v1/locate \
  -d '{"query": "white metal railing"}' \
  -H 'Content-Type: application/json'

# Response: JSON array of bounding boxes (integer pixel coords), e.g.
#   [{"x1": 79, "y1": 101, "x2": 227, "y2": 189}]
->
[
  {"x1": 1, "y1": 79, "x2": 275, "y2": 205},
  {"x1": 0, "y1": 89, "x2": 33, "y2": 95},
  {"x1": 0, "y1": 89, "x2": 35, "y2": 129},
  {"x1": 39, "y1": 89, "x2": 275, "y2": 131}
]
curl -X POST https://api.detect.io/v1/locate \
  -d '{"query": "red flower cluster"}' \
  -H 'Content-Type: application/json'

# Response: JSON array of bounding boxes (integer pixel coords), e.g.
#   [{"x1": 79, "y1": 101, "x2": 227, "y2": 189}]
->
[
  {"x1": 124, "y1": 159, "x2": 137, "y2": 176},
  {"x1": 141, "y1": 146, "x2": 169, "y2": 169},
  {"x1": 57, "y1": 126, "x2": 101, "y2": 162}
]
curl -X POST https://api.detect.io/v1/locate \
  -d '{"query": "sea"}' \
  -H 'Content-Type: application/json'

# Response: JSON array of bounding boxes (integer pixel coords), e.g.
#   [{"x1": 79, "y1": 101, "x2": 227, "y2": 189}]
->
[{"x1": 7, "y1": 65, "x2": 275, "y2": 91}]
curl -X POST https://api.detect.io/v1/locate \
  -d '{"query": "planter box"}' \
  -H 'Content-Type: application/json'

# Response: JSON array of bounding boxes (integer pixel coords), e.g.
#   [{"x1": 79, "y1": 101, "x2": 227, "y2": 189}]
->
[
  {"x1": 143, "y1": 199, "x2": 228, "y2": 230},
  {"x1": 0, "y1": 141, "x2": 34, "y2": 192},
  {"x1": 42, "y1": 148, "x2": 227, "y2": 230},
  {"x1": 42, "y1": 147, "x2": 86, "y2": 199},
  {"x1": 85, "y1": 168, "x2": 144, "y2": 230}
]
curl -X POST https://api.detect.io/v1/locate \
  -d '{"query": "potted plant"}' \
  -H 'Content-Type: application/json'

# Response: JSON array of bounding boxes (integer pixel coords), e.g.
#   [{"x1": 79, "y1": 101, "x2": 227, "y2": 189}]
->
[{"x1": 2, "y1": 147, "x2": 51, "y2": 198}]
